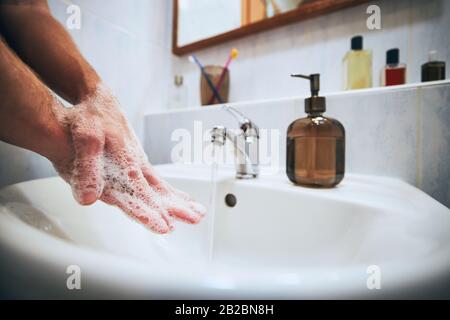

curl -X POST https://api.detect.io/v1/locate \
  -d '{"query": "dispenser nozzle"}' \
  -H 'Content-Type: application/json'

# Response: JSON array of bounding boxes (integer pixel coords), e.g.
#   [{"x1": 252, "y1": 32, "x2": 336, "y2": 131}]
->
[
  {"x1": 291, "y1": 74, "x2": 320, "y2": 97},
  {"x1": 291, "y1": 73, "x2": 325, "y2": 114}
]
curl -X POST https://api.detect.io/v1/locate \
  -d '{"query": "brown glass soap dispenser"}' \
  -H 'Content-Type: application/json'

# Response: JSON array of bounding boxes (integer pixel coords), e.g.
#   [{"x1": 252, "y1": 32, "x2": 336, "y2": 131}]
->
[{"x1": 286, "y1": 74, "x2": 345, "y2": 187}]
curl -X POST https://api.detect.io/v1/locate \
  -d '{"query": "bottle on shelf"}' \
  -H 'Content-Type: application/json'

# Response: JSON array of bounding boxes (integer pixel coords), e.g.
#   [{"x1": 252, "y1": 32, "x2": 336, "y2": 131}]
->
[
  {"x1": 343, "y1": 35, "x2": 373, "y2": 90},
  {"x1": 382, "y1": 48, "x2": 407, "y2": 86},
  {"x1": 422, "y1": 50, "x2": 446, "y2": 82}
]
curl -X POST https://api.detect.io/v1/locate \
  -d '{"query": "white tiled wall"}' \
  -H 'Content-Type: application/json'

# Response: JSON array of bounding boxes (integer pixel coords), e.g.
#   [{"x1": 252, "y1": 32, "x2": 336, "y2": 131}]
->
[
  {"x1": 171, "y1": 0, "x2": 450, "y2": 108},
  {"x1": 420, "y1": 84, "x2": 450, "y2": 207},
  {"x1": 144, "y1": 81, "x2": 450, "y2": 208},
  {"x1": 48, "y1": 0, "x2": 173, "y2": 137}
]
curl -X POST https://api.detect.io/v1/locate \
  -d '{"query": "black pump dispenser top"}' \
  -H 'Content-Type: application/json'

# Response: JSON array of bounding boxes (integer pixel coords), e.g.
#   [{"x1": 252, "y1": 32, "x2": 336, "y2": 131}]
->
[{"x1": 291, "y1": 73, "x2": 326, "y2": 114}]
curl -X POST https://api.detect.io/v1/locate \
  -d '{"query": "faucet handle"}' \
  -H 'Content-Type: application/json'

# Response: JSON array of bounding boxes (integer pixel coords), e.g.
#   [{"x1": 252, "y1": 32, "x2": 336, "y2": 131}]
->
[{"x1": 211, "y1": 126, "x2": 226, "y2": 146}]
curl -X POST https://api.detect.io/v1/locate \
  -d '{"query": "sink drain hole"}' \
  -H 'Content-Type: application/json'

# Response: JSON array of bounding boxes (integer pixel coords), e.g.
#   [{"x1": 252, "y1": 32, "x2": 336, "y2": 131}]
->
[{"x1": 225, "y1": 194, "x2": 237, "y2": 208}]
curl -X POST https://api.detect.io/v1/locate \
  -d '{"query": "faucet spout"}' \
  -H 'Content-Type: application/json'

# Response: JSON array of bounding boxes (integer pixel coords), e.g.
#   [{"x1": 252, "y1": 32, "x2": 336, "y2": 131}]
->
[
  {"x1": 211, "y1": 106, "x2": 259, "y2": 179},
  {"x1": 222, "y1": 106, "x2": 259, "y2": 141}
]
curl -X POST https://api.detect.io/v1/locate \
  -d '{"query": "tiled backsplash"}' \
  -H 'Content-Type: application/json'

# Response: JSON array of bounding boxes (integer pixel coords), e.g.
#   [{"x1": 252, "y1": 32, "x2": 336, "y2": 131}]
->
[
  {"x1": 144, "y1": 81, "x2": 450, "y2": 207},
  {"x1": 48, "y1": 0, "x2": 173, "y2": 139}
]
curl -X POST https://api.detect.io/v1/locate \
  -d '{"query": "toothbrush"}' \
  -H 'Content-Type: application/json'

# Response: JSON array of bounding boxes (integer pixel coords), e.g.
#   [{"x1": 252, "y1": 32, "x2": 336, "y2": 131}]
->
[
  {"x1": 189, "y1": 54, "x2": 224, "y2": 104},
  {"x1": 207, "y1": 48, "x2": 239, "y2": 105}
]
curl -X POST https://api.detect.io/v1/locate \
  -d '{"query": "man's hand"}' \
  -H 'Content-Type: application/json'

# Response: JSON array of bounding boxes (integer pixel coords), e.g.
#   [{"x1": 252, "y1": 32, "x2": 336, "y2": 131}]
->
[
  {"x1": 0, "y1": 1, "x2": 206, "y2": 234},
  {"x1": 53, "y1": 86, "x2": 205, "y2": 234}
]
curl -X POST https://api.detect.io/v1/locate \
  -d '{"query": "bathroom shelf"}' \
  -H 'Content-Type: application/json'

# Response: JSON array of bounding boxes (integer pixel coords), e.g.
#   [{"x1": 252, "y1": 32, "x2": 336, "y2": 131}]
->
[{"x1": 148, "y1": 80, "x2": 450, "y2": 116}]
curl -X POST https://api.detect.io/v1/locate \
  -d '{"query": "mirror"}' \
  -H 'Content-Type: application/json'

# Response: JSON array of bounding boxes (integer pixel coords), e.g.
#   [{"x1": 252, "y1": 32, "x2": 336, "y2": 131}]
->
[{"x1": 173, "y1": 0, "x2": 370, "y2": 55}]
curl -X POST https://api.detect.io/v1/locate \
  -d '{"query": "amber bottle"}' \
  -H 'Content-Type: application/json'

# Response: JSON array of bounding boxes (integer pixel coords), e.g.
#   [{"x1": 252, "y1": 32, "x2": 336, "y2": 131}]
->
[{"x1": 287, "y1": 74, "x2": 345, "y2": 187}]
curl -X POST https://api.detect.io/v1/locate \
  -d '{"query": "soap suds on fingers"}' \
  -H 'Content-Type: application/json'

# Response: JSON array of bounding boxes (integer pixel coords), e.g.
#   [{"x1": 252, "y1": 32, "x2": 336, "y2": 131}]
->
[{"x1": 52, "y1": 84, "x2": 206, "y2": 233}]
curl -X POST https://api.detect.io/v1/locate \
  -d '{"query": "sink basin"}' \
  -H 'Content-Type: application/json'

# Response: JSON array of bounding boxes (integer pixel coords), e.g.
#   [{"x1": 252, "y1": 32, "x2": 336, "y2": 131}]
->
[{"x1": 1, "y1": 164, "x2": 449, "y2": 299}]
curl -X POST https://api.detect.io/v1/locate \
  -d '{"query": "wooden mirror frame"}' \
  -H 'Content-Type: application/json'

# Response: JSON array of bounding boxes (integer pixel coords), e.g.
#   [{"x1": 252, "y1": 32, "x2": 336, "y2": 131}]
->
[{"x1": 172, "y1": 0, "x2": 370, "y2": 56}]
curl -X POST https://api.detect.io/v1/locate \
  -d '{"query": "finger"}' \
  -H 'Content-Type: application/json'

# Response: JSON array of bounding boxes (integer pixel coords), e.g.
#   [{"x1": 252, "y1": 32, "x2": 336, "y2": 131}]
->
[
  {"x1": 101, "y1": 188, "x2": 173, "y2": 234},
  {"x1": 70, "y1": 122, "x2": 105, "y2": 205},
  {"x1": 104, "y1": 140, "x2": 176, "y2": 228},
  {"x1": 130, "y1": 178, "x2": 176, "y2": 230},
  {"x1": 103, "y1": 157, "x2": 174, "y2": 232},
  {"x1": 163, "y1": 184, "x2": 206, "y2": 217},
  {"x1": 141, "y1": 164, "x2": 164, "y2": 190},
  {"x1": 141, "y1": 163, "x2": 206, "y2": 219},
  {"x1": 188, "y1": 201, "x2": 207, "y2": 217},
  {"x1": 71, "y1": 156, "x2": 104, "y2": 205},
  {"x1": 165, "y1": 204, "x2": 203, "y2": 224},
  {"x1": 172, "y1": 188, "x2": 193, "y2": 201},
  {"x1": 142, "y1": 164, "x2": 190, "y2": 199}
]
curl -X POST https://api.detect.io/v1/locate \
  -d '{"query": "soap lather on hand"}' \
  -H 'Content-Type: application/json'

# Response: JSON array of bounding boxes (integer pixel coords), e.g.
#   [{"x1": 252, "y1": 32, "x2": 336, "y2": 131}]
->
[
  {"x1": 53, "y1": 85, "x2": 206, "y2": 234},
  {"x1": 0, "y1": 0, "x2": 205, "y2": 233}
]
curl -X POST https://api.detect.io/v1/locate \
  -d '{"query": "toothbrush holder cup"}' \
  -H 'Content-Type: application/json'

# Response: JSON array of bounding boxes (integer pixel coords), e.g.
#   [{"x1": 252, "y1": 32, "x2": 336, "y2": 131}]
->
[{"x1": 200, "y1": 65, "x2": 230, "y2": 106}]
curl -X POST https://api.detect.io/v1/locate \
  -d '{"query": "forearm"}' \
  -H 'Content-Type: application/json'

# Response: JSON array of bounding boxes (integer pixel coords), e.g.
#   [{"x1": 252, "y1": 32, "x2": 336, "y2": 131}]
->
[
  {"x1": 0, "y1": 0, "x2": 100, "y2": 104},
  {"x1": 0, "y1": 37, "x2": 72, "y2": 163}
]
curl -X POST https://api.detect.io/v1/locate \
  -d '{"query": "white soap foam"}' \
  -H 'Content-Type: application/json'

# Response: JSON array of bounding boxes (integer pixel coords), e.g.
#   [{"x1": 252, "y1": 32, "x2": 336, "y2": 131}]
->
[{"x1": 52, "y1": 84, "x2": 205, "y2": 234}]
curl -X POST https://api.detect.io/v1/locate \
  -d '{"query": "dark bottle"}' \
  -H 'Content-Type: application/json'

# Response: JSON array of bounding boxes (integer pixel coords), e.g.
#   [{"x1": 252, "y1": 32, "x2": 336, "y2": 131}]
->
[
  {"x1": 382, "y1": 48, "x2": 407, "y2": 86},
  {"x1": 422, "y1": 50, "x2": 446, "y2": 82},
  {"x1": 286, "y1": 74, "x2": 345, "y2": 188}
]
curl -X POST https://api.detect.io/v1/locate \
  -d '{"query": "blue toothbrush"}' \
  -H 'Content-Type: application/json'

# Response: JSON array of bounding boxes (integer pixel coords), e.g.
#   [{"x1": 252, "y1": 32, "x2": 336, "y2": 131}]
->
[{"x1": 189, "y1": 54, "x2": 224, "y2": 104}]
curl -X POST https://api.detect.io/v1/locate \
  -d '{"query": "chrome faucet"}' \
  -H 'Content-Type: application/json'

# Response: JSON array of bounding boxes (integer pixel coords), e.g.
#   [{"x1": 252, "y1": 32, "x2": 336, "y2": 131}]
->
[{"x1": 211, "y1": 106, "x2": 259, "y2": 179}]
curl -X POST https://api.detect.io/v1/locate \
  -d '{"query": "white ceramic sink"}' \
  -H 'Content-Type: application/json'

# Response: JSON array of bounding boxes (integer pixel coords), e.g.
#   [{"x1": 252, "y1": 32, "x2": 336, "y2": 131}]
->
[{"x1": 0, "y1": 164, "x2": 449, "y2": 299}]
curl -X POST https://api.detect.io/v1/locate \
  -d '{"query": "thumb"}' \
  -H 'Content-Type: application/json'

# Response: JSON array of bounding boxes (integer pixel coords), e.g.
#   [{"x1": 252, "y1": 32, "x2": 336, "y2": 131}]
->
[{"x1": 70, "y1": 122, "x2": 105, "y2": 205}]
